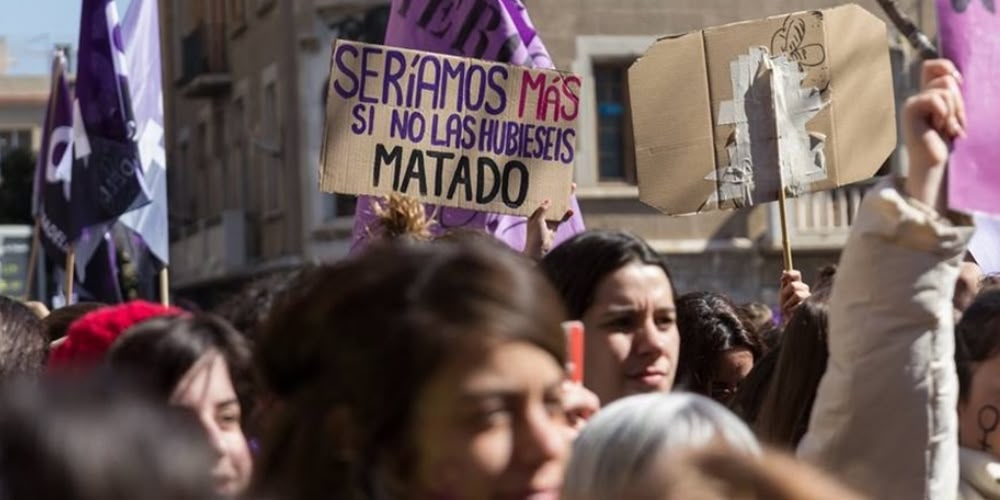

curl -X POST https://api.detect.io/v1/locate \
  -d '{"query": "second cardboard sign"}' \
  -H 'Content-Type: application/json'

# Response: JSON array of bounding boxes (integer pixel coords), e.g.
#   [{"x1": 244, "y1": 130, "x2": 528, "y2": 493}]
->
[{"x1": 629, "y1": 4, "x2": 897, "y2": 216}]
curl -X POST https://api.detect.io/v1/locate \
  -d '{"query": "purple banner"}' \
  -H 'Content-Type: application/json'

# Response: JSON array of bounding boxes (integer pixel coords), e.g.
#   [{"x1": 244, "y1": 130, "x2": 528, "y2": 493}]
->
[
  {"x1": 71, "y1": 0, "x2": 151, "y2": 282},
  {"x1": 939, "y1": 0, "x2": 1000, "y2": 215},
  {"x1": 34, "y1": 53, "x2": 75, "y2": 263},
  {"x1": 351, "y1": 0, "x2": 584, "y2": 252},
  {"x1": 119, "y1": 0, "x2": 169, "y2": 266}
]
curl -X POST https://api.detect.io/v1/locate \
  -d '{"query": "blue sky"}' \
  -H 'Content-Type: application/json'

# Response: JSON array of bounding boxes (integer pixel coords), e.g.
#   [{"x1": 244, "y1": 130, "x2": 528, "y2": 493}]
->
[{"x1": 0, "y1": 0, "x2": 131, "y2": 75}]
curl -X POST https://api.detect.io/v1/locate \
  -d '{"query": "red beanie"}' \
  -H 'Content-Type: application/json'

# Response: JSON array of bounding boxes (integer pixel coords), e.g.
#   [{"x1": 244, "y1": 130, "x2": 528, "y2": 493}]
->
[{"x1": 47, "y1": 300, "x2": 183, "y2": 371}]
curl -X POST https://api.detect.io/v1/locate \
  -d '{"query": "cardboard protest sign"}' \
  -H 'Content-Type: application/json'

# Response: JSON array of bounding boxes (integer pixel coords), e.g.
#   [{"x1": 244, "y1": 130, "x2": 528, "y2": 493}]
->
[
  {"x1": 628, "y1": 4, "x2": 896, "y2": 216},
  {"x1": 349, "y1": 0, "x2": 586, "y2": 255},
  {"x1": 320, "y1": 40, "x2": 580, "y2": 217},
  {"x1": 939, "y1": 0, "x2": 1000, "y2": 216}
]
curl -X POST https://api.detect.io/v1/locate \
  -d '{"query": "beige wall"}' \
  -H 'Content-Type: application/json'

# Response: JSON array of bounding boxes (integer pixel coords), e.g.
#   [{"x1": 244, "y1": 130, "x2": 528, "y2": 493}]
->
[
  {"x1": 164, "y1": 0, "x2": 302, "y2": 269},
  {"x1": 163, "y1": 0, "x2": 931, "y2": 299},
  {"x1": 530, "y1": 0, "x2": 934, "y2": 71}
]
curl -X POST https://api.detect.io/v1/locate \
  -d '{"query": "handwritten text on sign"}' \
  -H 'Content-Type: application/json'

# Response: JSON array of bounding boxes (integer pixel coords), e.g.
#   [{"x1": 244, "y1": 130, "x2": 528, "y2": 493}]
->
[{"x1": 320, "y1": 40, "x2": 580, "y2": 216}]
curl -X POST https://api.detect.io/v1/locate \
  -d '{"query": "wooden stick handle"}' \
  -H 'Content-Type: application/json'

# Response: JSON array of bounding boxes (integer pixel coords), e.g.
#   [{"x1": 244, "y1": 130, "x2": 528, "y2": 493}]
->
[
  {"x1": 159, "y1": 268, "x2": 170, "y2": 307},
  {"x1": 778, "y1": 187, "x2": 794, "y2": 271},
  {"x1": 22, "y1": 220, "x2": 41, "y2": 301},
  {"x1": 64, "y1": 246, "x2": 75, "y2": 305}
]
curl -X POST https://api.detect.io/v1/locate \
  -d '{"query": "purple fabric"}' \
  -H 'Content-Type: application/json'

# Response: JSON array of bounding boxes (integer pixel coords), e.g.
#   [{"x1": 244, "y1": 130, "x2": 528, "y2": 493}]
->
[
  {"x1": 939, "y1": 0, "x2": 1000, "y2": 215},
  {"x1": 350, "y1": 0, "x2": 584, "y2": 253},
  {"x1": 78, "y1": 233, "x2": 124, "y2": 304},
  {"x1": 71, "y1": 0, "x2": 151, "y2": 282},
  {"x1": 34, "y1": 54, "x2": 75, "y2": 263},
  {"x1": 118, "y1": 0, "x2": 169, "y2": 265},
  {"x1": 71, "y1": 0, "x2": 150, "y2": 247}
]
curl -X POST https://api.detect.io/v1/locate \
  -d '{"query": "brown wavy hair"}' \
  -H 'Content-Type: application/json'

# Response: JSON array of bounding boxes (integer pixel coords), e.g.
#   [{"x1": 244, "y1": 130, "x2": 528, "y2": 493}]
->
[{"x1": 252, "y1": 239, "x2": 567, "y2": 500}]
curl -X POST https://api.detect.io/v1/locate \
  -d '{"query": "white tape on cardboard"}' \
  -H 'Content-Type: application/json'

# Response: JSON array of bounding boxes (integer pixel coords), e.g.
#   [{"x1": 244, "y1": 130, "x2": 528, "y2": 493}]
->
[{"x1": 706, "y1": 47, "x2": 828, "y2": 210}]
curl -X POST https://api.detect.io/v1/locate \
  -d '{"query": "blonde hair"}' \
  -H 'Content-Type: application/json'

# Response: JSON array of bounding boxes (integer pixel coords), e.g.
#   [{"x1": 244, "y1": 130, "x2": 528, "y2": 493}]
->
[{"x1": 370, "y1": 194, "x2": 435, "y2": 242}]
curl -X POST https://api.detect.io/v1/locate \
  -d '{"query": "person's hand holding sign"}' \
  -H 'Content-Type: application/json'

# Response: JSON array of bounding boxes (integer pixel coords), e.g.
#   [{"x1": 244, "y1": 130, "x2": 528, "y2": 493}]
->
[
  {"x1": 903, "y1": 59, "x2": 967, "y2": 214},
  {"x1": 779, "y1": 270, "x2": 811, "y2": 320},
  {"x1": 525, "y1": 184, "x2": 576, "y2": 259}
]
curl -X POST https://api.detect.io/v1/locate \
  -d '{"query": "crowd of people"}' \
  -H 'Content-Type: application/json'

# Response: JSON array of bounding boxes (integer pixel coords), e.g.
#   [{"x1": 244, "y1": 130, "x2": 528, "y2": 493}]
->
[{"x1": 0, "y1": 58, "x2": 992, "y2": 500}]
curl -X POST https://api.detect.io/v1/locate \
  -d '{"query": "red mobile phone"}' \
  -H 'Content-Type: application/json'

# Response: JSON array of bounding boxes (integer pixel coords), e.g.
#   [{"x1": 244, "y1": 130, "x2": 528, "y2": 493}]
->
[{"x1": 562, "y1": 321, "x2": 584, "y2": 383}]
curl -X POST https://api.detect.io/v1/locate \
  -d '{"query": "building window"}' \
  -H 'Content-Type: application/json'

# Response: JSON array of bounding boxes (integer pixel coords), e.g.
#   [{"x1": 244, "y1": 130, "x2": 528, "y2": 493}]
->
[
  {"x1": 0, "y1": 129, "x2": 32, "y2": 159},
  {"x1": 593, "y1": 62, "x2": 636, "y2": 183},
  {"x1": 262, "y1": 81, "x2": 282, "y2": 214}
]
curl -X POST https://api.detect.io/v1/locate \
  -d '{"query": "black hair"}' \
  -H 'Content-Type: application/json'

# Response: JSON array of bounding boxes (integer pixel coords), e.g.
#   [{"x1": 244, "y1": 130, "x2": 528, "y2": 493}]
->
[
  {"x1": 956, "y1": 290, "x2": 1000, "y2": 401},
  {"x1": 541, "y1": 230, "x2": 675, "y2": 320},
  {"x1": 212, "y1": 266, "x2": 315, "y2": 342},
  {"x1": 754, "y1": 296, "x2": 830, "y2": 449},
  {"x1": 676, "y1": 292, "x2": 763, "y2": 398},
  {"x1": 106, "y1": 314, "x2": 253, "y2": 415},
  {"x1": 0, "y1": 375, "x2": 218, "y2": 500},
  {"x1": 41, "y1": 302, "x2": 105, "y2": 342},
  {"x1": 0, "y1": 295, "x2": 47, "y2": 379},
  {"x1": 729, "y1": 344, "x2": 781, "y2": 426}
]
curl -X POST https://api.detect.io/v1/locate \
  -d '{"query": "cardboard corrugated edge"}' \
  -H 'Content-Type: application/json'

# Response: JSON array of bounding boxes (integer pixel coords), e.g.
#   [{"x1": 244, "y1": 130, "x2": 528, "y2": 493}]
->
[
  {"x1": 825, "y1": 4, "x2": 896, "y2": 188},
  {"x1": 630, "y1": 4, "x2": 896, "y2": 216},
  {"x1": 629, "y1": 32, "x2": 717, "y2": 215},
  {"x1": 319, "y1": 39, "x2": 339, "y2": 192}
]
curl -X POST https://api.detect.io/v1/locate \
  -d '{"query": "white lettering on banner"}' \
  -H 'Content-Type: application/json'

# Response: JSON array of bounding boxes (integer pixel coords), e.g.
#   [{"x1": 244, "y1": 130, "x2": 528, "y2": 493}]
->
[
  {"x1": 46, "y1": 125, "x2": 74, "y2": 200},
  {"x1": 39, "y1": 213, "x2": 70, "y2": 253}
]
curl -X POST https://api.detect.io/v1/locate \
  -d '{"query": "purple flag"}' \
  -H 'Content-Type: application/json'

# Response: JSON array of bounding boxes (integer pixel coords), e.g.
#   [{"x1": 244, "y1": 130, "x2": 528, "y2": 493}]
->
[
  {"x1": 71, "y1": 0, "x2": 150, "y2": 279},
  {"x1": 78, "y1": 233, "x2": 124, "y2": 304},
  {"x1": 119, "y1": 0, "x2": 169, "y2": 266},
  {"x1": 939, "y1": 0, "x2": 1000, "y2": 215},
  {"x1": 350, "y1": 0, "x2": 584, "y2": 252},
  {"x1": 34, "y1": 52, "x2": 75, "y2": 263}
]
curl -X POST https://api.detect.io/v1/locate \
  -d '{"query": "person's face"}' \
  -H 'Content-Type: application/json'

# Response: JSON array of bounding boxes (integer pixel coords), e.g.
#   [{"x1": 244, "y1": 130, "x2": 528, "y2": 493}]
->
[
  {"x1": 580, "y1": 262, "x2": 678, "y2": 404},
  {"x1": 959, "y1": 352, "x2": 1000, "y2": 459},
  {"x1": 411, "y1": 340, "x2": 569, "y2": 500},
  {"x1": 709, "y1": 347, "x2": 755, "y2": 404},
  {"x1": 171, "y1": 352, "x2": 253, "y2": 497}
]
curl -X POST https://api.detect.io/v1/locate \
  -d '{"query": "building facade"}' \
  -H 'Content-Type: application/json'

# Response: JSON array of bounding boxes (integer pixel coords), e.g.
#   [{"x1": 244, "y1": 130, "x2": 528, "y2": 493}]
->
[
  {"x1": 0, "y1": 38, "x2": 48, "y2": 159},
  {"x1": 162, "y1": 0, "x2": 935, "y2": 304}
]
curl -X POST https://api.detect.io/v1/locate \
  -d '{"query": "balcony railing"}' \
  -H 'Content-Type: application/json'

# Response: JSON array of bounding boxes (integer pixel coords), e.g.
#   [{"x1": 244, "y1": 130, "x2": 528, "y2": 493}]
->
[
  {"x1": 177, "y1": 22, "x2": 231, "y2": 98},
  {"x1": 765, "y1": 179, "x2": 878, "y2": 251}
]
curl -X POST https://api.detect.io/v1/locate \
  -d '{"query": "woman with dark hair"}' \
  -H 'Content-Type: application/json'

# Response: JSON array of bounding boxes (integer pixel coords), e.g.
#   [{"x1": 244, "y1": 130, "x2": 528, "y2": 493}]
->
[
  {"x1": 541, "y1": 230, "x2": 679, "y2": 404},
  {"x1": 254, "y1": 239, "x2": 574, "y2": 500},
  {"x1": 675, "y1": 292, "x2": 763, "y2": 404},
  {"x1": 754, "y1": 292, "x2": 831, "y2": 450},
  {"x1": 955, "y1": 290, "x2": 1000, "y2": 499},
  {"x1": 107, "y1": 314, "x2": 254, "y2": 498},
  {"x1": 0, "y1": 375, "x2": 219, "y2": 500}
]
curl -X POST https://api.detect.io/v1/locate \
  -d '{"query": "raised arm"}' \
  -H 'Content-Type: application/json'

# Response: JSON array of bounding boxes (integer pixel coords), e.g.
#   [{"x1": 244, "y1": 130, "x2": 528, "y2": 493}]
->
[{"x1": 796, "y1": 59, "x2": 973, "y2": 500}]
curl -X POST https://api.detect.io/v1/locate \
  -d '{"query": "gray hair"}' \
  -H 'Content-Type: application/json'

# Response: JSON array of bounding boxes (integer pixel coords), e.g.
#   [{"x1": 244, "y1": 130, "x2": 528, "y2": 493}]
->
[{"x1": 561, "y1": 392, "x2": 761, "y2": 500}]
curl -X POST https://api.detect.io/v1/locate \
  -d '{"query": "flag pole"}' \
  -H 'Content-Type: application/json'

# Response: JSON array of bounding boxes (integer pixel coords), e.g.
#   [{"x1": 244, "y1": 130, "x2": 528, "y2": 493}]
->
[
  {"x1": 778, "y1": 187, "x2": 794, "y2": 271},
  {"x1": 875, "y1": 0, "x2": 939, "y2": 59},
  {"x1": 25, "y1": 52, "x2": 60, "y2": 302},
  {"x1": 159, "y1": 267, "x2": 169, "y2": 306},
  {"x1": 64, "y1": 245, "x2": 75, "y2": 305},
  {"x1": 22, "y1": 220, "x2": 41, "y2": 301}
]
